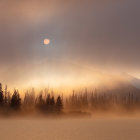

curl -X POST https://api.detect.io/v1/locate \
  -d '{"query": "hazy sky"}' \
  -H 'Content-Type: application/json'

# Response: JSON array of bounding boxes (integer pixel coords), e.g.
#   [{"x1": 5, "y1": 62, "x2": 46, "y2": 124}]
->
[{"x1": 0, "y1": 0, "x2": 140, "y2": 89}]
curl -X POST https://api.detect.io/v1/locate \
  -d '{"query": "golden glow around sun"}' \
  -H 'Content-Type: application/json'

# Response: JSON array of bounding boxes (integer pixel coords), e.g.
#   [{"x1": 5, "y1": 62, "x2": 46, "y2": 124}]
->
[{"x1": 44, "y1": 38, "x2": 50, "y2": 45}]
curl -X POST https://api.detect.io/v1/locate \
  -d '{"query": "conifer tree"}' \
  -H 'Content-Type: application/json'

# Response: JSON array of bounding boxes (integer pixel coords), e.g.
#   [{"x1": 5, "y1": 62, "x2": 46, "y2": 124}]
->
[
  {"x1": 10, "y1": 90, "x2": 21, "y2": 110},
  {"x1": 45, "y1": 94, "x2": 51, "y2": 112},
  {"x1": 0, "y1": 83, "x2": 4, "y2": 106},
  {"x1": 56, "y1": 96, "x2": 63, "y2": 113},
  {"x1": 50, "y1": 96, "x2": 55, "y2": 112}
]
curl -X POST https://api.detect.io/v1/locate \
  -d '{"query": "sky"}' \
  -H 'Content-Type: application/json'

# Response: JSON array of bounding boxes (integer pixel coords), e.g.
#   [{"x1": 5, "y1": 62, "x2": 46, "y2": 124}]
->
[{"x1": 0, "y1": 0, "x2": 140, "y2": 90}]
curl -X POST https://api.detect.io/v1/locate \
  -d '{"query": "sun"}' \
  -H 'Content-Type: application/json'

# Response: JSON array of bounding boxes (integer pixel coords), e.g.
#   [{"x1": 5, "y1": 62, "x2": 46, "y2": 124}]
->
[{"x1": 44, "y1": 38, "x2": 50, "y2": 45}]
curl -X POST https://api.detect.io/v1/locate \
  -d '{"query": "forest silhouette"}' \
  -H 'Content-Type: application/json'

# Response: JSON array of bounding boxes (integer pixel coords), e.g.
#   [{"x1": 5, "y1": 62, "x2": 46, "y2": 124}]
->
[{"x1": 0, "y1": 83, "x2": 140, "y2": 116}]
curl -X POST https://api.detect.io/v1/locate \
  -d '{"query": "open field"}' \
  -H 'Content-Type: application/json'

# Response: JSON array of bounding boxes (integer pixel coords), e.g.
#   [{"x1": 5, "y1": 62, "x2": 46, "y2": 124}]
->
[{"x1": 0, "y1": 117, "x2": 140, "y2": 140}]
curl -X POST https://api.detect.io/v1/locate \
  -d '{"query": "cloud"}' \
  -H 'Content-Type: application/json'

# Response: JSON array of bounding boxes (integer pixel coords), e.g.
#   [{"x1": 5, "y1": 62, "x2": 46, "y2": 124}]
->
[{"x1": 0, "y1": 0, "x2": 140, "y2": 88}]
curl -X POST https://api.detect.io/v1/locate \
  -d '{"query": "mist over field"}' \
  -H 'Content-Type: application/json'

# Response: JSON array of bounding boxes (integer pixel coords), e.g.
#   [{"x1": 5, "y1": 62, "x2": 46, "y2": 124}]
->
[
  {"x1": 0, "y1": 0, "x2": 140, "y2": 139},
  {"x1": 0, "y1": 117, "x2": 140, "y2": 140}
]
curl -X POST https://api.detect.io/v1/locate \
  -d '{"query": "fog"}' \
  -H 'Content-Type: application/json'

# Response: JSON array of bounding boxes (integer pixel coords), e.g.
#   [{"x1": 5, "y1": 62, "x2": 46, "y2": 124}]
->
[
  {"x1": 0, "y1": 0, "x2": 140, "y2": 139},
  {"x1": 0, "y1": 117, "x2": 140, "y2": 140},
  {"x1": 0, "y1": 0, "x2": 140, "y2": 89}
]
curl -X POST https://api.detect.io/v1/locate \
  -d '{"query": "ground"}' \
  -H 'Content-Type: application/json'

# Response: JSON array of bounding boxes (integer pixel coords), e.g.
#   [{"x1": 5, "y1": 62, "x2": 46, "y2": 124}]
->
[{"x1": 0, "y1": 117, "x2": 140, "y2": 140}]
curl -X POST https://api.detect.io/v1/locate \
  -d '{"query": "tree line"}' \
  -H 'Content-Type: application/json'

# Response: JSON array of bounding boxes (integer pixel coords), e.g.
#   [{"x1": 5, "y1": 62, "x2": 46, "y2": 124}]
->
[
  {"x1": 0, "y1": 83, "x2": 63, "y2": 114},
  {"x1": 65, "y1": 89, "x2": 140, "y2": 111},
  {"x1": 0, "y1": 83, "x2": 140, "y2": 115}
]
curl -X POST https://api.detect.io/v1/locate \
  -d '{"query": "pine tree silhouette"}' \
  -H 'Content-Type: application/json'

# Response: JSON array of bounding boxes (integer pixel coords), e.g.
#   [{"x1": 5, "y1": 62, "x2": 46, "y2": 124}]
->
[
  {"x1": 50, "y1": 96, "x2": 55, "y2": 112},
  {"x1": 45, "y1": 94, "x2": 51, "y2": 112},
  {"x1": 56, "y1": 96, "x2": 63, "y2": 113},
  {"x1": 10, "y1": 90, "x2": 21, "y2": 110},
  {"x1": 0, "y1": 83, "x2": 4, "y2": 106},
  {"x1": 4, "y1": 85, "x2": 8, "y2": 106},
  {"x1": 36, "y1": 94, "x2": 44, "y2": 110}
]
